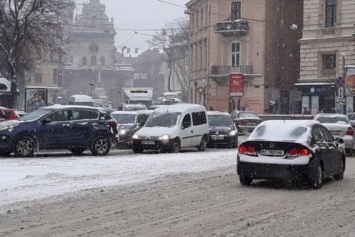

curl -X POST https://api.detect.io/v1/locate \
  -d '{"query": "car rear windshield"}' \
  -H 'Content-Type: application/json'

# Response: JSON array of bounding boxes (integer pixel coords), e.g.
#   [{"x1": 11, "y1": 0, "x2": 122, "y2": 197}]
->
[
  {"x1": 238, "y1": 112, "x2": 259, "y2": 119},
  {"x1": 249, "y1": 123, "x2": 308, "y2": 141},
  {"x1": 316, "y1": 116, "x2": 348, "y2": 124}
]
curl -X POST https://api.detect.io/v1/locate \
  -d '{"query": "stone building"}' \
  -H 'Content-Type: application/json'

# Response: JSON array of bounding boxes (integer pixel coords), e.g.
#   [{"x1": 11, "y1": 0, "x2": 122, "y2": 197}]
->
[
  {"x1": 185, "y1": 0, "x2": 303, "y2": 113},
  {"x1": 296, "y1": 0, "x2": 355, "y2": 114},
  {"x1": 62, "y1": 0, "x2": 134, "y2": 108}
]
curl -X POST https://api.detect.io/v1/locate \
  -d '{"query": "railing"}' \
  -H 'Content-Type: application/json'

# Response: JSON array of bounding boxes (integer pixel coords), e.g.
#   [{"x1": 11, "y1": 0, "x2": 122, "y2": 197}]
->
[
  {"x1": 214, "y1": 19, "x2": 249, "y2": 36},
  {"x1": 210, "y1": 65, "x2": 253, "y2": 77}
]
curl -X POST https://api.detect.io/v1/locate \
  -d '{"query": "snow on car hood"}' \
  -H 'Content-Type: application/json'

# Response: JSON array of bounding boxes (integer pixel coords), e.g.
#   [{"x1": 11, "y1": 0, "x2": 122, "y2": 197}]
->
[
  {"x1": 135, "y1": 126, "x2": 176, "y2": 137},
  {"x1": 209, "y1": 125, "x2": 234, "y2": 133},
  {"x1": 0, "y1": 119, "x2": 22, "y2": 128}
]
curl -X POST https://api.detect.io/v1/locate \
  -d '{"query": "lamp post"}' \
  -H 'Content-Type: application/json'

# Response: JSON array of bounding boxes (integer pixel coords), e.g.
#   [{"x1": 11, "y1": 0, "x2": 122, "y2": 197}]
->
[{"x1": 341, "y1": 53, "x2": 346, "y2": 114}]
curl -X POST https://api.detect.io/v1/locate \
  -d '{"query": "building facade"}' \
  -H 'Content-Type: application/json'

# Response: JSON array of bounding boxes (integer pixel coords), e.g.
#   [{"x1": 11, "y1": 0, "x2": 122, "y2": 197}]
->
[
  {"x1": 62, "y1": 0, "x2": 134, "y2": 108},
  {"x1": 297, "y1": 0, "x2": 355, "y2": 114},
  {"x1": 186, "y1": 0, "x2": 303, "y2": 113}
]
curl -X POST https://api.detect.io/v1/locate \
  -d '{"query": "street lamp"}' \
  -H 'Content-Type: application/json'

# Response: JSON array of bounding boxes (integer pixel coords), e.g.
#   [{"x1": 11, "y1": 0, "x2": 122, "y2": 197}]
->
[{"x1": 341, "y1": 52, "x2": 346, "y2": 114}]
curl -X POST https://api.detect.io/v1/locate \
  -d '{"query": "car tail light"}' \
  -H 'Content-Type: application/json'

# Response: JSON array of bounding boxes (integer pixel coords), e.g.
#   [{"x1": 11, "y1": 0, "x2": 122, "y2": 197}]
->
[
  {"x1": 287, "y1": 147, "x2": 309, "y2": 158},
  {"x1": 288, "y1": 148, "x2": 298, "y2": 157},
  {"x1": 238, "y1": 145, "x2": 257, "y2": 155},
  {"x1": 108, "y1": 119, "x2": 118, "y2": 127},
  {"x1": 346, "y1": 127, "x2": 354, "y2": 136},
  {"x1": 239, "y1": 145, "x2": 247, "y2": 154}
]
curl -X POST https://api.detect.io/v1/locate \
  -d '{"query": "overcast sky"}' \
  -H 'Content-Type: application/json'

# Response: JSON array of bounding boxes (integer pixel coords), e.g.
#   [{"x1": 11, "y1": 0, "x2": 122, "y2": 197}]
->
[{"x1": 77, "y1": 0, "x2": 189, "y2": 51}]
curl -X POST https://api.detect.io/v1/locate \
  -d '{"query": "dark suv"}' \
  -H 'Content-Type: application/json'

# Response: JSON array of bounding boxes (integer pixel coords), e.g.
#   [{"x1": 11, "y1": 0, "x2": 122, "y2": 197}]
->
[{"x1": 0, "y1": 105, "x2": 118, "y2": 157}]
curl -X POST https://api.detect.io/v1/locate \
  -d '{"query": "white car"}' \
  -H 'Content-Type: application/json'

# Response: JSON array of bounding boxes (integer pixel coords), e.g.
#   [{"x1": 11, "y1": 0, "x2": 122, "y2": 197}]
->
[
  {"x1": 313, "y1": 113, "x2": 355, "y2": 155},
  {"x1": 237, "y1": 120, "x2": 345, "y2": 189}
]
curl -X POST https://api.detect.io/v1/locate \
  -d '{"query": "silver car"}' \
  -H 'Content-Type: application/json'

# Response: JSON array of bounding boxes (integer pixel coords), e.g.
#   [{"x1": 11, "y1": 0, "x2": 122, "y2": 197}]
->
[{"x1": 313, "y1": 113, "x2": 355, "y2": 155}]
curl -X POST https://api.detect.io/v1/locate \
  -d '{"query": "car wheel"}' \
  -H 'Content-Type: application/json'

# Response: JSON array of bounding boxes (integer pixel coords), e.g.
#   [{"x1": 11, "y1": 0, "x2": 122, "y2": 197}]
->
[
  {"x1": 239, "y1": 176, "x2": 253, "y2": 186},
  {"x1": 310, "y1": 161, "x2": 323, "y2": 189},
  {"x1": 170, "y1": 139, "x2": 180, "y2": 153},
  {"x1": 14, "y1": 136, "x2": 36, "y2": 157},
  {"x1": 334, "y1": 158, "x2": 345, "y2": 180},
  {"x1": 90, "y1": 135, "x2": 111, "y2": 156},
  {"x1": 70, "y1": 148, "x2": 86, "y2": 156},
  {"x1": 198, "y1": 136, "x2": 207, "y2": 151},
  {"x1": 132, "y1": 145, "x2": 143, "y2": 153}
]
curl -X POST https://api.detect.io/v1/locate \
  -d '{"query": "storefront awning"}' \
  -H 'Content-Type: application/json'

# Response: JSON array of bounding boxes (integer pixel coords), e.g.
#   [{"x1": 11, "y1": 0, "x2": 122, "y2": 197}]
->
[{"x1": 295, "y1": 82, "x2": 335, "y2": 95}]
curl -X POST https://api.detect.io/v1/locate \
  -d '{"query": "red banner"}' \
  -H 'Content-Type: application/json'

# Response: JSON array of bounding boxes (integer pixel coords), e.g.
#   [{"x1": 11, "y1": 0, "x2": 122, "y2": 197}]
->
[{"x1": 229, "y1": 74, "x2": 244, "y2": 96}]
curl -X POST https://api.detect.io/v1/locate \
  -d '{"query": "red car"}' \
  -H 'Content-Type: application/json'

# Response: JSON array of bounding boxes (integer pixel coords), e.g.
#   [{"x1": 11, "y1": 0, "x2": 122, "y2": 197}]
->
[{"x1": 0, "y1": 106, "x2": 19, "y2": 122}]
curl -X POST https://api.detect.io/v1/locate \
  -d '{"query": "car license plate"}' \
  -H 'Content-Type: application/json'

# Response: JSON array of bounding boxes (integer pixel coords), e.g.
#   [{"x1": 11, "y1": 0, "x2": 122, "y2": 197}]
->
[
  {"x1": 260, "y1": 149, "x2": 284, "y2": 156},
  {"x1": 211, "y1": 135, "x2": 224, "y2": 140},
  {"x1": 142, "y1": 141, "x2": 155, "y2": 145}
]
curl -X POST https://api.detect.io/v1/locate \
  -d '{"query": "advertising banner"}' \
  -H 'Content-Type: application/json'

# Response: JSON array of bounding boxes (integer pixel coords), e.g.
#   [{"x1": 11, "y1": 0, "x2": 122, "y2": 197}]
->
[
  {"x1": 229, "y1": 74, "x2": 244, "y2": 97},
  {"x1": 25, "y1": 88, "x2": 48, "y2": 113},
  {"x1": 345, "y1": 66, "x2": 355, "y2": 96}
]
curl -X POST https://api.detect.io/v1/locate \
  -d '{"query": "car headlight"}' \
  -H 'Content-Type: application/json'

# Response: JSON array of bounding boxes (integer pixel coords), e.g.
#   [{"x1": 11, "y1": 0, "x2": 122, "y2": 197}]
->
[
  {"x1": 159, "y1": 134, "x2": 170, "y2": 140},
  {"x1": 228, "y1": 130, "x2": 237, "y2": 136},
  {"x1": 132, "y1": 134, "x2": 140, "y2": 139},
  {"x1": 119, "y1": 129, "x2": 128, "y2": 135}
]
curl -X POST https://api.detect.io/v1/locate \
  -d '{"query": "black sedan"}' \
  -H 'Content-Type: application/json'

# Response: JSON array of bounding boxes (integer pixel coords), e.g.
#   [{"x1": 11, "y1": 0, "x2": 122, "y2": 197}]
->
[
  {"x1": 231, "y1": 110, "x2": 262, "y2": 135},
  {"x1": 207, "y1": 111, "x2": 238, "y2": 148},
  {"x1": 237, "y1": 120, "x2": 345, "y2": 189}
]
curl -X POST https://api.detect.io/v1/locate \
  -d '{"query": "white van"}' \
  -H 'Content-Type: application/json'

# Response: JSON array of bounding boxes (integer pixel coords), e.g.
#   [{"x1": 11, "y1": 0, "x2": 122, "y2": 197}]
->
[
  {"x1": 131, "y1": 103, "x2": 209, "y2": 153},
  {"x1": 68, "y1": 95, "x2": 94, "y2": 106}
]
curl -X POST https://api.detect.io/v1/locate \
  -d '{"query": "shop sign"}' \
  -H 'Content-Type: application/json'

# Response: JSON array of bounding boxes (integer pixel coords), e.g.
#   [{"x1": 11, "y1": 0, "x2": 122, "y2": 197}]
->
[{"x1": 229, "y1": 74, "x2": 244, "y2": 97}]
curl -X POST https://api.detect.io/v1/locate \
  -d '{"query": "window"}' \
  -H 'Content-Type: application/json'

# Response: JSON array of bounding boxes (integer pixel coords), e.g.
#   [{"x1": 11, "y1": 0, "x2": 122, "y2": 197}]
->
[
  {"x1": 322, "y1": 54, "x2": 336, "y2": 70},
  {"x1": 182, "y1": 114, "x2": 191, "y2": 128},
  {"x1": 192, "y1": 111, "x2": 207, "y2": 126},
  {"x1": 91, "y1": 56, "x2": 97, "y2": 66},
  {"x1": 53, "y1": 69, "x2": 58, "y2": 85},
  {"x1": 82, "y1": 57, "x2": 87, "y2": 65},
  {"x1": 100, "y1": 57, "x2": 105, "y2": 65},
  {"x1": 34, "y1": 69, "x2": 42, "y2": 85},
  {"x1": 231, "y1": 2, "x2": 241, "y2": 21},
  {"x1": 320, "y1": 126, "x2": 334, "y2": 142},
  {"x1": 325, "y1": 0, "x2": 336, "y2": 28},
  {"x1": 313, "y1": 126, "x2": 325, "y2": 142},
  {"x1": 231, "y1": 42, "x2": 240, "y2": 67},
  {"x1": 35, "y1": 48, "x2": 42, "y2": 61}
]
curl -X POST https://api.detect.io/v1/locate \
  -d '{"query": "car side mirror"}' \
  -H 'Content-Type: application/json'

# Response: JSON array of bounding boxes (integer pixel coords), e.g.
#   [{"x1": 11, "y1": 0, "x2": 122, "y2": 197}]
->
[
  {"x1": 335, "y1": 137, "x2": 344, "y2": 144},
  {"x1": 42, "y1": 117, "x2": 52, "y2": 124}
]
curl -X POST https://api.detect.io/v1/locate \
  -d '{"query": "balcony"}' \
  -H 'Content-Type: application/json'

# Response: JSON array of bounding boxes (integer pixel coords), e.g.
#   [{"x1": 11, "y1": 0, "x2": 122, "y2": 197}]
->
[
  {"x1": 209, "y1": 65, "x2": 254, "y2": 85},
  {"x1": 214, "y1": 19, "x2": 249, "y2": 37}
]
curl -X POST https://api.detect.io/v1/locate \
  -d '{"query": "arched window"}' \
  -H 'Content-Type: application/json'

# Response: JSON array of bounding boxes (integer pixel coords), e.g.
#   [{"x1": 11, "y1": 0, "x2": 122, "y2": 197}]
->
[
  {"x1": 91, "y1": 56, "x2": 96, "y2": 66},
  {"x1": 92, "y1": 16, "x2": 97, "y2": 27},
  {"x1": 100, "y1": 57, "x2": 105, "y2": 65},
  {"x1": 82, "y1": 57, "x2": 87, "y2": 65}
]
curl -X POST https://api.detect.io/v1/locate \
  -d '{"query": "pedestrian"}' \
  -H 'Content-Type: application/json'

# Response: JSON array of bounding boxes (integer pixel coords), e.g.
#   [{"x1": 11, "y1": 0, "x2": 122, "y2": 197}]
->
[{"x1": 209, "y1": 106, "x2": 214, "y2": 111}]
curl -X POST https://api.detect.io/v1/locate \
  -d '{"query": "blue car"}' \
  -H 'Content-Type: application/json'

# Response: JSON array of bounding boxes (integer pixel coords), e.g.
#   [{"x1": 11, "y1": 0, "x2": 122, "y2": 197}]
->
[{"x1": 0, "y1": 105, "x2": 118, "y2": 157}]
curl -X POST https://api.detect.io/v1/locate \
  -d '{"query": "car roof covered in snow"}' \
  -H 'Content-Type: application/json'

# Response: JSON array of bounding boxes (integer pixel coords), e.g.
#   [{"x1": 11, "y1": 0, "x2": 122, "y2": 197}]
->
[
  {"x1": 155, "y1": 103, "x2": 206, "y2": 113},
  {"x1": 207, "y1": 111, "x2": 231, "y2": 116}
]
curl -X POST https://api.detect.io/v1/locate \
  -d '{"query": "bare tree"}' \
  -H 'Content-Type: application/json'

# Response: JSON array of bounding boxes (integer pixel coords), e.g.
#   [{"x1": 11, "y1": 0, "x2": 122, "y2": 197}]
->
[
  {"x1": 0, "y1": 0, "x2": 75, "y2": 108},
  {"x1": 147, "y1": 17, "x2": 189, "y2": 102}
]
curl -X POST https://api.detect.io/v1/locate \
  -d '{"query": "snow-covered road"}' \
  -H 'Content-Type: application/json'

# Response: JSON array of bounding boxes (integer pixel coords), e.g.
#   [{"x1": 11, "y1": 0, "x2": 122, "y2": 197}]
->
[{"x1": 0, "y1": 148, "x2": 238, "y2": 207}]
